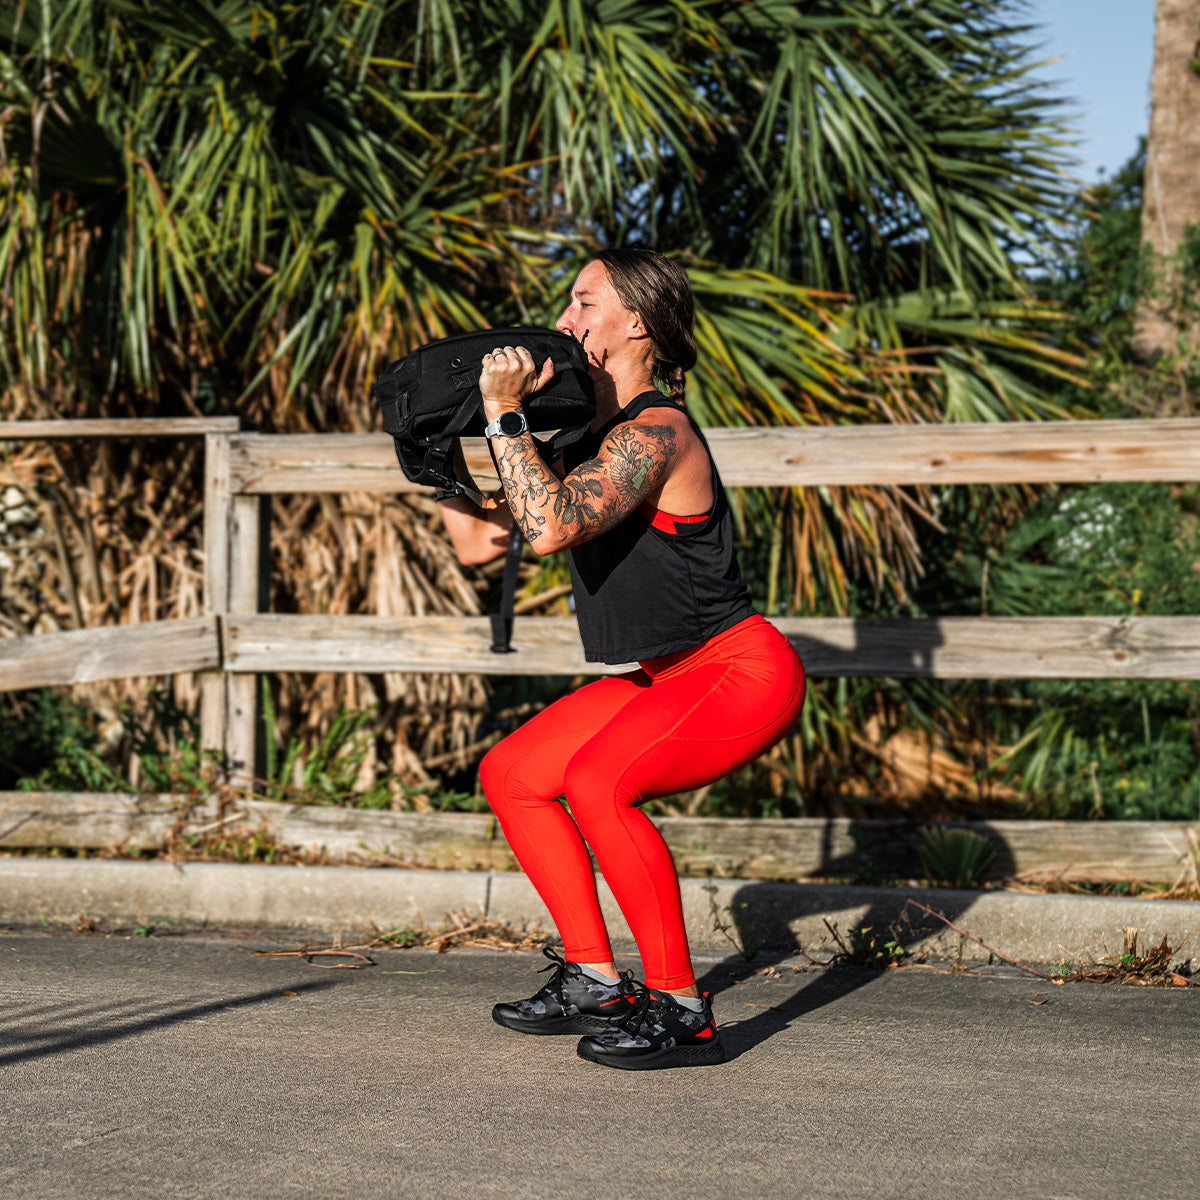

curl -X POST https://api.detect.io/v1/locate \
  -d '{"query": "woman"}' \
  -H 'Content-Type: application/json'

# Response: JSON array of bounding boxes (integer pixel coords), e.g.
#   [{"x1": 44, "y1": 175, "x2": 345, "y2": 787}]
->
[{"x1": 437, "y1": 249, "x2": 805, "y2": 1070}]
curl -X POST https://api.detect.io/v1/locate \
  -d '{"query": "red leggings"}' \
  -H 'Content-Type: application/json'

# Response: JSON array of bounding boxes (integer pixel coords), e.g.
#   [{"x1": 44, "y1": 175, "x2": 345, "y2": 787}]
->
[{"x1": 479, "y1": 615, "x2": 805, "y2": 990}]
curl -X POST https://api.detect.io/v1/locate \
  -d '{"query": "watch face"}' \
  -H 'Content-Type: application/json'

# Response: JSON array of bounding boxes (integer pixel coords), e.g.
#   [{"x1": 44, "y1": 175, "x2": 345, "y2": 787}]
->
[{"x1": 499, "y1": 411, "x2": 526, "y2": 435}]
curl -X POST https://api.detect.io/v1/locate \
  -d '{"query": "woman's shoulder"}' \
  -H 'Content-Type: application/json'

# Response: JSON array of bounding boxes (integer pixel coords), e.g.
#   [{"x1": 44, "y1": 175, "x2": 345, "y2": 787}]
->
[
  {"x1": 617, "y1": 391, "x2": 687, "y2": 428},
  {"x1": 623, "y1": 399, "x2": 701, "y2": 449}
]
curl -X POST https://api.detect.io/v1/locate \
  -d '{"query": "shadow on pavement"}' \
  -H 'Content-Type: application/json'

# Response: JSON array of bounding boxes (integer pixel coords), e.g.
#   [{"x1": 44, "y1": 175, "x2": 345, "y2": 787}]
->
[
  {"x1": 705, "y1": 964, "x2": 881, "y2": 1062},
  {"x1": 0, "y1": 978, "x2": 337, "y2": 1067},
  {"x1": 695, "y1": 865, "x2": 1001, "y2": 1061}
]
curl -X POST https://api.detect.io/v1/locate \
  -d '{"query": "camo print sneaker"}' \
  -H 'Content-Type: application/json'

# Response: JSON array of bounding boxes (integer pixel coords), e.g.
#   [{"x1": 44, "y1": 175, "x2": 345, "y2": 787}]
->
[
  {"x1": 492, "y1": 947, "x2": 632, "y2": 1036},
  {"x1": 575, "y1": 980, "x2": 725, "y2": 1070}
]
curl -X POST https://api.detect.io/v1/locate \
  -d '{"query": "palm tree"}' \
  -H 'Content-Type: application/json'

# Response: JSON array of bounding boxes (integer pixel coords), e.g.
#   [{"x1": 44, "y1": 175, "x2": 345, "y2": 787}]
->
[
  {"x1": 1133, "y1": 0, "x2": 1200, "y2": 363},
  {"x1": 0, "y1": 0, "x2": 1082, "y2": 792}
]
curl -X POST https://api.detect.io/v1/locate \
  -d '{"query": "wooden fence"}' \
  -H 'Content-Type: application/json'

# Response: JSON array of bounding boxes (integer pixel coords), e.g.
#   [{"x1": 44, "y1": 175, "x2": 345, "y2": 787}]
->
[
  {"x1": 5, "y1": 416, "x2": 1200, "y2": 769},
  {"x1": 4, "y1": 415, "x2": 1200, "y2": 881}
]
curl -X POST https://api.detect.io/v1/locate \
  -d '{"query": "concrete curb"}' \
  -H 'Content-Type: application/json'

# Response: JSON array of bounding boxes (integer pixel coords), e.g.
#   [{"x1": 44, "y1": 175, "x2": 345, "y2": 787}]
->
[{"x1": 3, "y1": 858, "x2": 1199, "y2": 967}]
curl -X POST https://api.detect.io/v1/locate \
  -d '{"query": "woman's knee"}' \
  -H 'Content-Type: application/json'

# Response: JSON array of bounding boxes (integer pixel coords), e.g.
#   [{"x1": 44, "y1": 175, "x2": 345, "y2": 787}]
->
[
  {"x1": 563, "y1": 749, "x2": 634, "y2": 823},
  {"x1": 479, "y1": 738, "x2": 522, "y2": 807},
  {"x1": 480, "y1": 733, "x2": 567, "y2": 814}
]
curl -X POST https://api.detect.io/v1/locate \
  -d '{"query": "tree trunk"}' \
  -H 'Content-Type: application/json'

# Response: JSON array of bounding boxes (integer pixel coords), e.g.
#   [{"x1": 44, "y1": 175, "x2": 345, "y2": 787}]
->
[{"x1": 1134, "y1": 0, "x2": 1200, "y2": 362}]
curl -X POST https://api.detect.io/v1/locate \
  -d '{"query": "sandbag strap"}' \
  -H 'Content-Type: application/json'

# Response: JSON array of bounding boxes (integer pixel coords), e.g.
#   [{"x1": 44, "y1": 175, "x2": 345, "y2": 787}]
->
[
  {"x1": 490, "y1": 523, "x2": 524, "y2": 654},
  {"x1": 424, "y1": 389, "x2": 487, "y2": 503}
]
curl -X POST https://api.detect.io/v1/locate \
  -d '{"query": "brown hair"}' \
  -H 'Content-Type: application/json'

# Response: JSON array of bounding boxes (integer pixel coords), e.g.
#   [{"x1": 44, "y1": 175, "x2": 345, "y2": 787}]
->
[{"x1": 592, "y1": 248, "x2": 696, "y2": 404}]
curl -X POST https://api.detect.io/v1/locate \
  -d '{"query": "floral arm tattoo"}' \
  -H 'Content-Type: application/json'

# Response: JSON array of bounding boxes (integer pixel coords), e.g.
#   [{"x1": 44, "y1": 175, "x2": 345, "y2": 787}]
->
[{"x1": 492, "y1": 422, "x2": 679, "y2": 548}]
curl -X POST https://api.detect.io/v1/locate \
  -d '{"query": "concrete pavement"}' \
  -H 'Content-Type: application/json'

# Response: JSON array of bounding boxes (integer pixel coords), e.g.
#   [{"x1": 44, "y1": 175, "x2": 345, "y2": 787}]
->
[{"x1": 1, "y1": 931, "x2": 1197, "y2": 1200}]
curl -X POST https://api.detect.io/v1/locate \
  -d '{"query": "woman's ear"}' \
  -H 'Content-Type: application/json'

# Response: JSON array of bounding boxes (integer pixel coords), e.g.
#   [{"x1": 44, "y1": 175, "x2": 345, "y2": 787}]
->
[{"x1": 628, "y1": 311, "x2": 648, "y2": 338}]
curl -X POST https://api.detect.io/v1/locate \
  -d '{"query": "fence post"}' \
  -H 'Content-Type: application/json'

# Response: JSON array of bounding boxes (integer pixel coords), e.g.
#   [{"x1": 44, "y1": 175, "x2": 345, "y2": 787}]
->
[
  {"x1": 200, "y1": 428, "x2": 265, "y2": 782},
  {"x1": 200, "y1": 431, "x2": 231, "y2": 759},
  {"x1": 228, "y1": 489, "x2": 269, "y2": 781}
]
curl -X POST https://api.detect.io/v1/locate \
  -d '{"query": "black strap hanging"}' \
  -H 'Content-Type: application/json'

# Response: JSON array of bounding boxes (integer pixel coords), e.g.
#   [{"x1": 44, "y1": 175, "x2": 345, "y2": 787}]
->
[{"x1": 490, "y1": 523, "x2": 524, "y2": 654}]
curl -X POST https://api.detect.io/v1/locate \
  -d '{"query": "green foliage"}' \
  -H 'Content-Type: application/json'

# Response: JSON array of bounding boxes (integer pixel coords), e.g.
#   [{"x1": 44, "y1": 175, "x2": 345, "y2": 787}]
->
[
  {"x1": 847, "y1": 927, "x2": 907, "y2": 969},
  {"x1": 1041, "y1": 139, "x2": 1200, "y2": 419},
  {"x1": 1041, "y1": 141, "x2": 1149, "y2": 374},
  {"x1": 259, "y1": 680, "x2": 394, "y2": 808},
  {"x1": 132, "y1": 916, "x2": 173, "y2": 938},
  {"x1": 890, "y1": 479, "x2": 1200, "y2": 821},
  {"x1": 0, "y1": 689, "x2": 112, "y2": 791},
  {"x1": 2, "y1": 687, "x2": 217, "y2": 794},
  {"x1": 910, "y1": 826, "x2": 996, "y2": 888},
  {"x1": 374, "y1": 925, "x2": 423, "y2": 948},
  {"x1": 124, "y1": 690, "x2": 221, "y2": 794},
  {"x1": 824, "y1": 919, "x2": 908, "y2": 968},
  {"x1": 178, "y1": 828, "x2": 282, "y2": 864},
  {"x1": 993, "y1": 682, "x2": 1200, "y2": 821},
  {"x1": 257, "y1": 681, "x2": 482, "y2": 809},
  {"x1": 17, "y1": 734, "x2": 129, "y2": 794},
  {"x1": 0, "y1": 0, "x2": 1083, "y2": 619},
  {"x1": 0, "y1": 682, "x2": 479, "y2": 810}
]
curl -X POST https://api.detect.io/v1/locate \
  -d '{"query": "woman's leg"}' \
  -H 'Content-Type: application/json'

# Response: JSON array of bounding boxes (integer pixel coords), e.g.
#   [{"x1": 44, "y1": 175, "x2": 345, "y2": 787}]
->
[
  {"x1": 478, "y1": 672, "x2": 650, "y2": 966},
  {"x1": 563, "y1": 646, "x2": 805, "y2": 992}
]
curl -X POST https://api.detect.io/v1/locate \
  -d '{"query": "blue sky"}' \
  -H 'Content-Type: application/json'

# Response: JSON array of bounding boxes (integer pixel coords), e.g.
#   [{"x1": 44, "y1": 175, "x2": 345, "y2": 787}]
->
[{"x1": 1024, "y1": 0, "x2": 1156, "y2": 182}]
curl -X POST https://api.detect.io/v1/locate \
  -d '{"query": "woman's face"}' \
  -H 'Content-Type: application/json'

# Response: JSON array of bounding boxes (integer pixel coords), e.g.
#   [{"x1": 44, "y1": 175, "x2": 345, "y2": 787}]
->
[{"x1": 555, "y1": 260, "x2": 642, "y2": 375}]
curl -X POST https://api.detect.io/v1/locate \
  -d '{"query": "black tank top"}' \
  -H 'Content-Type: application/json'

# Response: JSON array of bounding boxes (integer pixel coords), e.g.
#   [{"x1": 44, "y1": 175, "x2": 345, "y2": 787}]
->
[{"x1": 549, "y1": 391, "x2": 755, "y2": 664}]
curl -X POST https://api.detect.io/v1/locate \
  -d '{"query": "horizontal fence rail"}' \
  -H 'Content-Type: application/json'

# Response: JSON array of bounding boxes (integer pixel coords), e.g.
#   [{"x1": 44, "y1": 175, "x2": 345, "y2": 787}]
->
[
  {"x1": 225, "y1": 418, "x2": 1200, "y2": 494},
  {"x1": 223, "y1": 614, "x2": 1200, "y2": 680},
  {"x1": 0, "y1": 417, "x2": 240, "y2": 439},
  {"x1": 3, "y1": 794, "x2": 1197, "y2": 886},
  {"x1": 8, "y1": 614, "x2": 1200, "y2": 690},
  {"x1": 0, "y1": 619, "x2": 221, "y2": 691}
]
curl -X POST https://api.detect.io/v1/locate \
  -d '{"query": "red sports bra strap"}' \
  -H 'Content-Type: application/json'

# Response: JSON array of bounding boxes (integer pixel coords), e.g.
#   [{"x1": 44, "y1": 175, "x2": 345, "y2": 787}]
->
[{"x1": 639, "y1": 501, "x2": 711, "y2": 534}]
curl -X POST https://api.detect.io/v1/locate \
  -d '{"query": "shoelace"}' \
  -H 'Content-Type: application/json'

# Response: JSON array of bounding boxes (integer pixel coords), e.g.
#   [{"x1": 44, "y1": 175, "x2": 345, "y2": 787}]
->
[
  {"x1": 534, "y1": 948, "x2": 631, "y2": 1007},
  {"x1": 611, "y1": 978, "x2": 679, "y2": 1034},
  {"x1": 533, "y1": 946, "x2": 577, "y2": 1002}
]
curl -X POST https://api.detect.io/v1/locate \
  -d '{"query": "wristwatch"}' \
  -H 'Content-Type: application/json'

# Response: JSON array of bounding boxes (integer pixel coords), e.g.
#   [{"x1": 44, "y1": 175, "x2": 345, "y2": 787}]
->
[{"x1": 483, "y1": 410, "x2": 529, "y2": 438}]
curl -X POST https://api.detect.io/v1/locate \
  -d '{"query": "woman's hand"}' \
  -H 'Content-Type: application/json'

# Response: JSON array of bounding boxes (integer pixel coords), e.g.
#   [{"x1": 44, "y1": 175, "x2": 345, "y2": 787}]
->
[{"x1": 479, "y1": 345, "x2": 556, "y2": 422}]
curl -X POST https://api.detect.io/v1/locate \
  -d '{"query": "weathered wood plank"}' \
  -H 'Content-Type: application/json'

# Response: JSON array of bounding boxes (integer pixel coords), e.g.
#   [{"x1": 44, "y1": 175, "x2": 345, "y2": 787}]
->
[
  {"x1": 225, "y1": 613, "x2": 604, "y2": 675},
  {"x1": 223, "y1": 613, "x2": 1200, "y2": 679},
  {"x1": 778, "y1": 615, "x2": 1200, "y2": 680},
  {"x1": 710, "y1": 419, "x2": 1200, "y2": 486},
  {"x1": 226, "y1": 433, "x2": 499, "y2": 495},
  {"x1": 656, "y1": 817, "x2": 1200, "y2": 885},
  {"x1": 224, "y1": 493, "x2": 266, "y2": 777},
  {"x1": 5, "y1": 613, "x2": 1196, "y2": 689},
  {"x1": 0, "y1": 793, "x2": 206, "y2": 851},
  {"x1": 200, "y1": 432, "x2": 234, "y2": 753},
  {"x1": 0, "y1": 418, "x2": 240, "y2": 439},
  {"x1": 0, "y1": 619, "x2": 221, "y2": 691},
  {"x1": 4, "y1": 796, "x2": 1197, "y2": 884},
  {"x1": 227, "y1": 420, "x2": 1200, "y2": 494},
  {"x1": 0, "y1": 794, "x2": 516, "y2": 871},
  {"x1": 202, "y1": 432, "x2": 232, "y2": 621}
]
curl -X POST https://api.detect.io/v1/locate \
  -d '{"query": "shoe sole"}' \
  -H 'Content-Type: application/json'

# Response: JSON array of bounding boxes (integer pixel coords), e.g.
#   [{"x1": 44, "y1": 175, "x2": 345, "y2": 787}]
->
[
  {"x1": 575, "y1": 1037, "x2": 727, "y2": 1070},
  {"x1": 492, "y1": 1007, "x2": 615, "y2": 1036}
]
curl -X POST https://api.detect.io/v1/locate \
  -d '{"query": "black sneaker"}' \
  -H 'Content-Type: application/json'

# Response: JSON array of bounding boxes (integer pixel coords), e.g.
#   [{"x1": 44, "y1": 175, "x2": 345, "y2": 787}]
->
[
  {"x1": 492, "y1": 947, "x2": 633, "y2": 1036},
  {"x1": 576, "y1": 981, "x2": 725, "y2": 1070}
]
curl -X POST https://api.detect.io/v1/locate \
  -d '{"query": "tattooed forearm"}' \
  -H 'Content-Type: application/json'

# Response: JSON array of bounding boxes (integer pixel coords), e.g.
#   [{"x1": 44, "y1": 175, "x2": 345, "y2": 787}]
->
[
  {"x1": 492, "y1": 436, "x2": 555, "y2": 541},
  {"x1": 492, "y1": 420, "x2": 680, "y2": 550}
]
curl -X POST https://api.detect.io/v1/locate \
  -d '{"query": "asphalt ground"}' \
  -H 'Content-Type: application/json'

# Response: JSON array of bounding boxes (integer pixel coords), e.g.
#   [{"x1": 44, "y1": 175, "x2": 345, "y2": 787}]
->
[{"x1": 2, "y1": 930, "x2": 1197, "y2": 1200}]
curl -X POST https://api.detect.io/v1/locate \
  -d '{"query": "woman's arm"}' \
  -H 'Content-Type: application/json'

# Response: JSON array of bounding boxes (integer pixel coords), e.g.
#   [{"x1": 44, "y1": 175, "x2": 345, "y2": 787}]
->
[
  {"x1": 479, "y1": 343, "x2": 686, "y2": 556},
  {"x1": 490, "y1": 418, "x2": 679, "y2": 555},
  {"x1": 437, "y1": 489, "x2": 514, "y2": 565},
  {"x1": 434, "y1": 439, "x2": 514, "y2": 565}
]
